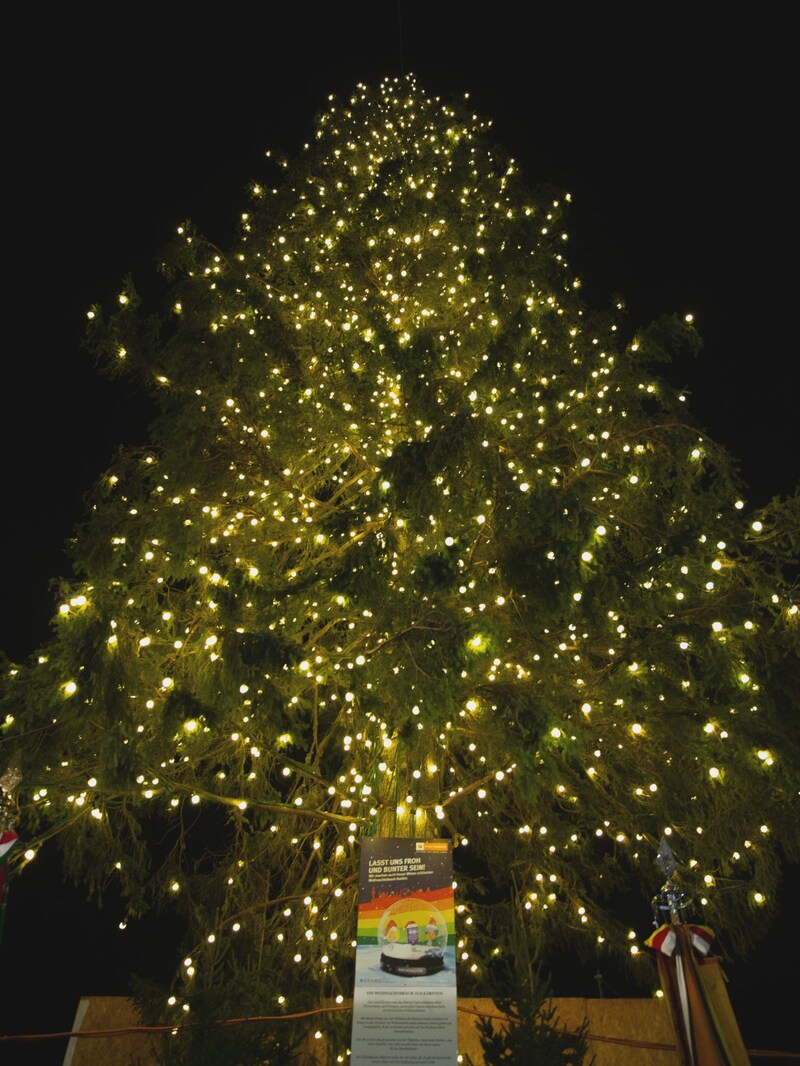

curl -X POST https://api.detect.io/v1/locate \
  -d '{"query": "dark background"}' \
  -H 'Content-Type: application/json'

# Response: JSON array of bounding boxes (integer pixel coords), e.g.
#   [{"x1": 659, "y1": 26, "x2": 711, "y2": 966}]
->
[{"x1": 1, "y1": 6, "x2": 797, "y2": 1062}]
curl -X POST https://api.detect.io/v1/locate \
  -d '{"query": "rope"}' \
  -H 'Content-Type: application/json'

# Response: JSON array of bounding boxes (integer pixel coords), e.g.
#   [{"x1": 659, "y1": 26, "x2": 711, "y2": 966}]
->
[{"x1": 1, "y1": 1001, "x2": 797, "y2": 1058}]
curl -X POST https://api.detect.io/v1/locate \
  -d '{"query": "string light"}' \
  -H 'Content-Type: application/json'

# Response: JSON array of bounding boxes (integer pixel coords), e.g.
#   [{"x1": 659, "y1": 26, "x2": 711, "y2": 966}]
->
[{"x1": 1, "y1": 73, "x2": 796, "y2": 1059}]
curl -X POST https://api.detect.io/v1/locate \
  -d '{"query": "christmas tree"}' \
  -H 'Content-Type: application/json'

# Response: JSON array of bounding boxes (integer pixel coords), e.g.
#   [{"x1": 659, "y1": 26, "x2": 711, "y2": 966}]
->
[{"x1": 2, "y1": 75, "x2": 798, "y2": 1062}]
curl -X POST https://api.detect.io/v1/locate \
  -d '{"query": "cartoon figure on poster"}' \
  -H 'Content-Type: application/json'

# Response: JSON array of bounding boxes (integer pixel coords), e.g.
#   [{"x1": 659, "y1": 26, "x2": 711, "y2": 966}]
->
[{"x1": 377, "y1": 897, "x2": 448, "y2": 976}]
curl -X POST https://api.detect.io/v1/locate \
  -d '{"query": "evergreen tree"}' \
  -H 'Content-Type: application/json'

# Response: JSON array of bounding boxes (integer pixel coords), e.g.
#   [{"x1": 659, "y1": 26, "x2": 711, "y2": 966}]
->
[
  {"x1": 464, "y1": 906, "x2": 592, "y2": 1066},
  {"x1": 2, "y1": 75, "x2": 798, "y2": 1061}
]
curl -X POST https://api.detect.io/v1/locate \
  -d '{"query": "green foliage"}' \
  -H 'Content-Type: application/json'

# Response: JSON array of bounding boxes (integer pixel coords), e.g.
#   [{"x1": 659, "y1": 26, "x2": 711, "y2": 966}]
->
[
  {"x1": 132, "y1": 970, "x2": 309, "y2": 1066},
  {"x1": 1, "y1": 75, "x2": 798, "y2": 1064},
  {"x1": 467, "y1": 987, "x2": 592, "y2": 1066},
  {"x1": 465, "y1": 909, "x2": 593, "y2": 1066}
]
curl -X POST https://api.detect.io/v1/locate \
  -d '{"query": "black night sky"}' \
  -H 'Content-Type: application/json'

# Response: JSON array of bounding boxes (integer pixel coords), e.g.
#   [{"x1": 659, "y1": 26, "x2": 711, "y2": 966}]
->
[{"x1": 1, "y1": 7, "x2": 797, "y2": 1063}]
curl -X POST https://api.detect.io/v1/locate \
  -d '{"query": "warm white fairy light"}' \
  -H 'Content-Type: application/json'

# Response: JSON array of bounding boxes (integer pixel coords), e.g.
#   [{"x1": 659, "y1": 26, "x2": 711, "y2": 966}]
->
[{"x1": 0, "y1": 74, "x2": 793, "y2": 1060}]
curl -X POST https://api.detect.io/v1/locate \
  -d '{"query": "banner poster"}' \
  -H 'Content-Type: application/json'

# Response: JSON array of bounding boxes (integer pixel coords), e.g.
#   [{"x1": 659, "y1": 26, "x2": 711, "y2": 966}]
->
[{"x1": 350, "y1": 837, "x2": 458, "y2": 1065}]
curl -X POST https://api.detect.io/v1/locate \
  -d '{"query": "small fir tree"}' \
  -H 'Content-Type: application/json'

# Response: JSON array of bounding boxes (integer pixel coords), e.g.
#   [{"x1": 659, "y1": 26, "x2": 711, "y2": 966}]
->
[
  {"x1": 2, "y1": 75, "x2": 798, "y2": 1062},
  {"x1": 465, "y1": 905, "x2": 592, "y2": 1066}
]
